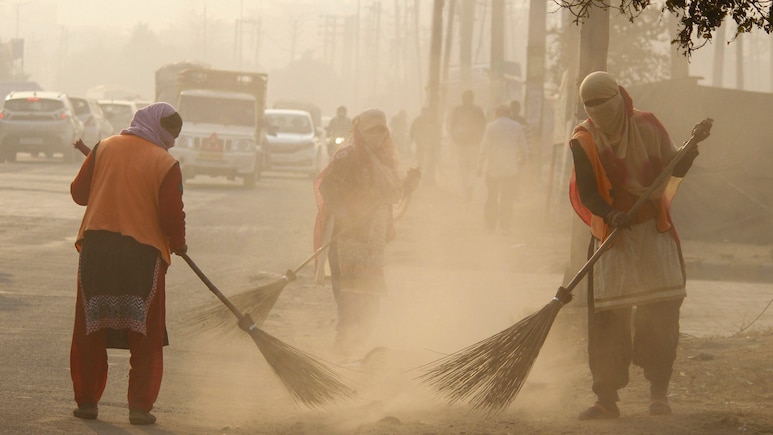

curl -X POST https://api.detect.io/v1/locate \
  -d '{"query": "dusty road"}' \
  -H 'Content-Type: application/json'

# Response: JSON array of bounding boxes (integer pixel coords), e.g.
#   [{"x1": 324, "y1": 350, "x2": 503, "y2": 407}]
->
[{"x1": 0, "y1": 156, "x2": 771, "y2": 434}]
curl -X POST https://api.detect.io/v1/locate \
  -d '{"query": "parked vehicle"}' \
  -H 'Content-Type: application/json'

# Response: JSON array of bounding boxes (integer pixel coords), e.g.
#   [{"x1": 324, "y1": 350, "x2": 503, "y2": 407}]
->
[
  {"x1": 70, "y1": 96, "x2": 114, "y2": 146},
  {"x1": 263, "y1": 108, "x2": 327, "y2": 178},
  {"x1": 156, "y1": 62, "x2": 268, "y2": 188},
  {"x1": 97, "y1": 99, "x2": 139, "y2": 135},
  {"x1": 0, "y1": 91, "x2": 84, "y2": 162}
]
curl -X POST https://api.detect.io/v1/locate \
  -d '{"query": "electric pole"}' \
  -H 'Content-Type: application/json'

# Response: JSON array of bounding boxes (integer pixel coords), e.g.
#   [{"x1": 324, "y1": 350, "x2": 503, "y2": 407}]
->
[
  {"x1": 491, "y1": 0, "x2": 505, "y2": 108},
  {"x1": 427, "y1": 0, "x2": 444, "y2": 185},
  {"x1": 525, "y1": 0, "x2": 547, "y2": 161},
  {"x1": 459, "y1": 0, "x2": 474, "y2": 93}
]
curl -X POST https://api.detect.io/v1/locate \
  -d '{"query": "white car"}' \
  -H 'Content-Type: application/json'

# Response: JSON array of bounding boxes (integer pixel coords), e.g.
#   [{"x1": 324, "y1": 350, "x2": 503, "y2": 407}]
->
[
  {"x1": 70, "y1": 97, "x2": 114, "y2": 146},
  {"x1": 263, "y1": 109, "x2": 327, "y2": 177},
  {"x1": 97, "y1": 100, "x2": 139, "y2": 135}
]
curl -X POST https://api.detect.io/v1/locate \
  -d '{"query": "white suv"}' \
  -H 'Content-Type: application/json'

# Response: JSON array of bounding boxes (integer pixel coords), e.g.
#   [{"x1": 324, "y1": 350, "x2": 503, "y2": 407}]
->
[{"x1": 0, "y1": 91, "x2": 84, "y2": 162}]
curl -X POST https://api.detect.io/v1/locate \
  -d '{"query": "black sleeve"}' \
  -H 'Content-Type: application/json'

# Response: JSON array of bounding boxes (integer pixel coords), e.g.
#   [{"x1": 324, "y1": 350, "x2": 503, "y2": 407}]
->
[
  {"x1": 672, "y1": 147, "x2": 698, "y2": 178},
  {"x1": 570, "y1": 139, "x2": 615, "y2": 218}
]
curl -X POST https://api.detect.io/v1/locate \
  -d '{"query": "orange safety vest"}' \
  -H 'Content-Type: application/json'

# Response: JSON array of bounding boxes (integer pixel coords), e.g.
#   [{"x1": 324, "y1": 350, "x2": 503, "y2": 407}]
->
[
  {"x1": 569, "y1": 128, "x2": 675, "y2": 242},
  {"x1": 75, "y1": 135, "x2": 178, "y2": 265}
]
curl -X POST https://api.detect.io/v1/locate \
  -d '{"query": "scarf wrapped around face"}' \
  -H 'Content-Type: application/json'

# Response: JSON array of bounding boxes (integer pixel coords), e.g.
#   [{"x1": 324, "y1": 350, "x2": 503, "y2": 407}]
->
[
  {"x1": 121, "y1": 102, "x2": 181, "y2": 150},
  {"x1": 579, "y1": 71, "x2": 676, "y2": 199}
]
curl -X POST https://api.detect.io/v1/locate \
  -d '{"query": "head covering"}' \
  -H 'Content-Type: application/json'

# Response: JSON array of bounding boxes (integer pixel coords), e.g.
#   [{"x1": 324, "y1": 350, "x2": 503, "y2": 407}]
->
[
  {"x1": 122, "y1": 102, "x2": 182, "y2": 150},
  {"x1": 578, "y1": 71, "x2": 675, "y2": 198},
  {"x1": 355, "y1": 109, "x2": 390, "y2": 150}
]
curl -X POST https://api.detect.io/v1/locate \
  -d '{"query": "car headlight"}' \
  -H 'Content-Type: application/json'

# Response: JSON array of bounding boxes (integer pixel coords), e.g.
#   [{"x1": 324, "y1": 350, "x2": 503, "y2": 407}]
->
[
  {"x1": 177, "y1": 135, "x2": 194, "y2": 149},
  {"x1": 233, "y1": 138, "x2": 254, "y2": 151}
]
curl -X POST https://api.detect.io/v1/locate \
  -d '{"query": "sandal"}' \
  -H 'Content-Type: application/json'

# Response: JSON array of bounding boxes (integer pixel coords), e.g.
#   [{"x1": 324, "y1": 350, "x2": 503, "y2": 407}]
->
[
  {"x1": 578, "y1": 401, "x2": 620, "y2": 420},
  {"x1": 649, "y1": 399, "x2": 672, "y2": 416}
]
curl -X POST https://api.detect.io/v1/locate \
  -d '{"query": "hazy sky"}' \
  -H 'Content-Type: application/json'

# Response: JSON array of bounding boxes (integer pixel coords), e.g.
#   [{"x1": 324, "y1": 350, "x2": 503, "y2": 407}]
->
[
  {"x1": 1, "y1": 0, "x2": 769, "y2": 115},
  {"x1": 54, "y1": 0, "x2": 359, "y2": 32}
]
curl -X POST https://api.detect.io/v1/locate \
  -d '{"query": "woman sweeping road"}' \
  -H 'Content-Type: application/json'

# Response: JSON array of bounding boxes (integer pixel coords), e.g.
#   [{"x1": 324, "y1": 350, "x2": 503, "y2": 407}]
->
[
  {"x1": 569, "y1": 71, "x2": 700, "y2": 420},
  {"x1": 313, "y1": 108, "x2": 419, "y2": 362},
  {"x1": 69, "y1": 103, "x2": 186, "y2": 425}
]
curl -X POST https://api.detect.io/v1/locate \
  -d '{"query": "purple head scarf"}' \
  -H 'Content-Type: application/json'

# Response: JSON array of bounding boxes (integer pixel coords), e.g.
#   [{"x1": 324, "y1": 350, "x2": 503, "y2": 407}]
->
[{"x1": 122, "y1": 102, "x2": 181, "y2": 150}]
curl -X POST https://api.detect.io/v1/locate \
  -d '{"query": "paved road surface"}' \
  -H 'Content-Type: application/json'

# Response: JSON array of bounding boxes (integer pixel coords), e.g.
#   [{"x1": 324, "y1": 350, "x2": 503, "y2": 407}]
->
[{"x1": 0, "y1": 156, "x2": 770, "y2": 433}]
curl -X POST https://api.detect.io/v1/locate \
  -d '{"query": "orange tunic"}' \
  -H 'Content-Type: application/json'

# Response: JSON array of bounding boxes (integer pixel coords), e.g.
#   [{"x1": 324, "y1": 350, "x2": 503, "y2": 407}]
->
[{"x1": 75, "y1": 135, "x2": 179, "y2": 265}]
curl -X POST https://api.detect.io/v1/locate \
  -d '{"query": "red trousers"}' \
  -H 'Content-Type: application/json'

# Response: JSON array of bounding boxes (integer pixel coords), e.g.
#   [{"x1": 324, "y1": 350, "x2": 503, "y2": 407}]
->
[{"x1": 70, "y1": 273, "x2": 166, "y2": 412}]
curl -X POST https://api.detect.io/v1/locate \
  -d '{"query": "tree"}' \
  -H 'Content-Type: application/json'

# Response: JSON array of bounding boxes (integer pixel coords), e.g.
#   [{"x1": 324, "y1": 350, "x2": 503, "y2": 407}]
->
[
  {"x1": 548, "y1": 7, "x2": 670, "y2": 88},
  {"x1": 554, "y1": 0, "x2": 773, "y2": 57}
]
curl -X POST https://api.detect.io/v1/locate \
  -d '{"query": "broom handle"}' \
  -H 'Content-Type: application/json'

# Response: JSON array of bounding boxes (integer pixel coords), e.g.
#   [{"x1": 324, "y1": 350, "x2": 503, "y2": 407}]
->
[
  {"x1": 563, "y1": 119, "x2": 712, "y2": 294},
  {"x1": 179, "y1": 252, "x2": 247, "y2": 322},
  {"x1": 291, "y1": 228, "x2": 347, "y2": 275}
]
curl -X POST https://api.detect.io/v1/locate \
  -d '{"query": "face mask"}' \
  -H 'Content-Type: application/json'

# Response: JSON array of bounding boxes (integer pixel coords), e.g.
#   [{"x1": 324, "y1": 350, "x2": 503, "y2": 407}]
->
[{"x1": 361, "y1": 125, "x2": 388, "y2": 150}]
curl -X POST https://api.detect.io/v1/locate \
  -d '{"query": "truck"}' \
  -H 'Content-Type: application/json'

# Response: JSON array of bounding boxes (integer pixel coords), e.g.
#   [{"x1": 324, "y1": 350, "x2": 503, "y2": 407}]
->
[{"x1": 155, "y1": 61, "x2": 268, "y2": 187}]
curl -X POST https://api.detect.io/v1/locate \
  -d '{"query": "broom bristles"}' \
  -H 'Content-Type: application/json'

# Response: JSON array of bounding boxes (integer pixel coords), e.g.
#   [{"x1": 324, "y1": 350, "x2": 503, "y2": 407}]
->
[
  {"x1": 419, "y1": 300, "x2": 563, "y2": 412},
  {"x1": 248, "y1": 325, "x2": 356, "y2": 407},
  {"x1": 188, "y1": 277, "x2": 289, "y2": 332}
]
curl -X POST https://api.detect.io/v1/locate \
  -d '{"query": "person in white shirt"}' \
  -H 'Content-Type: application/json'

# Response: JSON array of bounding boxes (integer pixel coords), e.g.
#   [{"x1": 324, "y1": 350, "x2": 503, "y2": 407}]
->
[{"x1": 477, "y1": 104, "x2": 528, "y2": 233}]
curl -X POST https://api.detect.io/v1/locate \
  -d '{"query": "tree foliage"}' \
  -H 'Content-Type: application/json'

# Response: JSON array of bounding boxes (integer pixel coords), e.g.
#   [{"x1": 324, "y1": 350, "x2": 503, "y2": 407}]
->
[
  {"x1": 547, "y1": 7, "x2": 670, "y2": 88},
  {"x1": 553, "y1": 0, "x2": 773, "y2": 56}
]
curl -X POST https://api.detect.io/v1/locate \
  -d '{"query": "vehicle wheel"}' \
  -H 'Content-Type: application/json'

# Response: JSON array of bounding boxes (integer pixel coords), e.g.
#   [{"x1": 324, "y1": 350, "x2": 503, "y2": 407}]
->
[{"x1": 243, "y1": 171, "x2": 257, "y2": 189}]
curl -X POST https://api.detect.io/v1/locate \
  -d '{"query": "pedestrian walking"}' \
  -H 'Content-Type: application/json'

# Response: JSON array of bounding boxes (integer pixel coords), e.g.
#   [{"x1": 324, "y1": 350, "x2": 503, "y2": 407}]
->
[
  {"x1": 448, "y1": 90, "x2": 486, "y2": 201},
  {"x1": 477, "y1": 104, "x2": 528, "y2": 234},
  {"x1": 568, "y1": 71, "x2": 700, "y2": 420},
  {"x1": 410, "y1": 107, "x2": 439, "y2": 186},
  {"x1": 69, "y1": 102, "x2": 187, "y2": 425},
  {"x1": 313, "y1": 109, "x2": 419, "y2": 361}
]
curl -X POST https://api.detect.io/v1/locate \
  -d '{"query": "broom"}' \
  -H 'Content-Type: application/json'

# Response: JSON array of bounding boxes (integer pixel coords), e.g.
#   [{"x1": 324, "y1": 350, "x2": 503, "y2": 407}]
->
[
  {"x1": 193, "y1": 167, "x2": 421, "y2": 329},
  {"x1": 418, "y1": 118, "x2": 714, "y2": 412},
  {"x1": 180, "y1": 253, "x2": 356, "y2": 408},
  {"x1": 189, "y1": 229, "x2": 351, "y2": 329}
]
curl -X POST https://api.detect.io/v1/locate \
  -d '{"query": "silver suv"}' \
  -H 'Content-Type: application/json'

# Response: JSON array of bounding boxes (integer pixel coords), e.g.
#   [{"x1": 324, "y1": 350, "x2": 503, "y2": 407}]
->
[{"x1": 0, "y1": 91, "x2": 84, "y2": 162}]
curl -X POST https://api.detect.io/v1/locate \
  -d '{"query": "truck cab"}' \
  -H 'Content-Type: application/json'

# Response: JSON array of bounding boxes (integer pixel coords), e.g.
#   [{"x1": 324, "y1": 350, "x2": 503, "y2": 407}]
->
[{"x1": 156, "y1": 64, "x2": 268, "y2": 188}]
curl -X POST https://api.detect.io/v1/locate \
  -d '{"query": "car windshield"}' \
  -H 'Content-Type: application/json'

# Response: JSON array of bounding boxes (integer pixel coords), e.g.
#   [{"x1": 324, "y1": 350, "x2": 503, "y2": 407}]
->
[
  {"x1": 70, "y1": 99, "x2": 90, "y2": 116},
  {"x1": 178, "y1": 95, "x2": 255, "y2": 127},
  {"x1": 4, "y1": 97, "x2": 64, "y2": 112},
  {"x1": 100, "y1": 104, "x2": 135, "y2": 120},
  {"x1": 265, "y1": 113, "x2": 313, "y2": 134}
]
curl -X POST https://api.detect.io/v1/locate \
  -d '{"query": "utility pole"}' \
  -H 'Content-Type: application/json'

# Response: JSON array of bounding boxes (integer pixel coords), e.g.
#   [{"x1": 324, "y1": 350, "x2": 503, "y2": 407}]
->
[
  {"x1": 440, "y1": 0, "x2": 456, "y2": 119},
  {"x1": 428, "y1": 1, "x2": 444, "y2": 120},
  {"x1": 413, "y1": 0, "x2": 424, "y2": 108},
  {"x1": 370, "y1": 2, "x2": 382, "y2": 91},
  {"x1": 713, "y1": 21, "x2": 726, "y2": 87},
  {"x1": 355, "y1": 0, "x2": 361, "y2": 109},
  {"x1": 736, "y1": 34, "x2": 744, "y2": 90},
  {"x1": 427, "y1": 0, "x2": 444, "y2": 185},
  {"x1": 490, "y1": 0, "x2": 505, "y2": 108},
  {"x1": 525, "y1": 0, "x2": 546, "y2": 163},
  {"x1": 459, "y1": 0, "x2": 474, "y2": 93}
]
